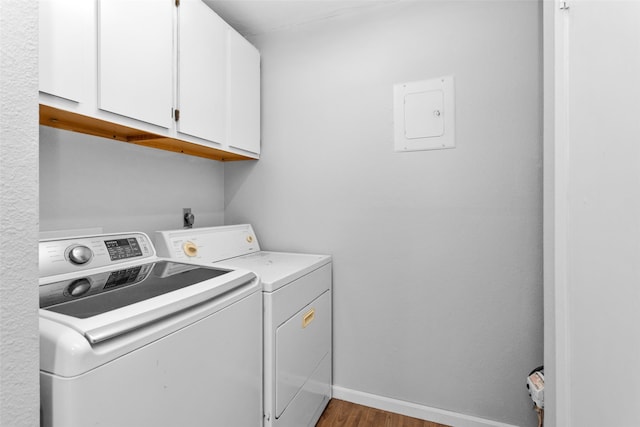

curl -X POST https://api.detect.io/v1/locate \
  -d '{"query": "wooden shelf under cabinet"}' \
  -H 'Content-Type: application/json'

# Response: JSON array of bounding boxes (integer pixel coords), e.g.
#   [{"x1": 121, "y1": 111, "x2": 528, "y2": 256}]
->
[{"x1": 39, "y1": 104, "x2": 254, "y2": 162}]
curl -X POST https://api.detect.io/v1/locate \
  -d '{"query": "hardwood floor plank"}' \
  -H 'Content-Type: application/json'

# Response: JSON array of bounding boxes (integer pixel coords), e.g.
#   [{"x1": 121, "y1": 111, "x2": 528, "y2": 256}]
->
[{"x1": 316, "y1": 399, "x2": 451, "y2": 427}]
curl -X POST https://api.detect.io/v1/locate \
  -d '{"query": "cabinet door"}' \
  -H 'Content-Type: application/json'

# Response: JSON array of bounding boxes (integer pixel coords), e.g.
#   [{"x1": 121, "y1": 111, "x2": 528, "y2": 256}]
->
[
  {"x1": 177, "y1": 0, "x2": 227, "y2": 144},
  {"x1": 39, "y1": 0, "x2": 94, "y2": 103},
  {"x1": 97, "y1": 0, "x2": 173, "y2": 129},
  {"x1": 227, "y1": 28, "x2": 260, "y2": 155}
]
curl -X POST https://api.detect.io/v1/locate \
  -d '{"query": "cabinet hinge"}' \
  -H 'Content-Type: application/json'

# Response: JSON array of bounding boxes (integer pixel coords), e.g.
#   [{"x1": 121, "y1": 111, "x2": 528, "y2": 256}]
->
[
  {"x1": 560, "y1": 1, "x2": 569, "y2": 10},
  {"x1": 174, "y1": 109, "x2": 180, "y2": 122}
]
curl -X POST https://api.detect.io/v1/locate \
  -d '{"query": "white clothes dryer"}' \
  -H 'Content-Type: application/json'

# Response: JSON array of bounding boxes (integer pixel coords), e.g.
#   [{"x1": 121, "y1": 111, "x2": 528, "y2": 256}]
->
[
  {"x1": 155, "y1": 224, "x2": 332, "y2": 427},
  {"x1": 39, "y1": 232, "x2": 263, "y2": 427}
]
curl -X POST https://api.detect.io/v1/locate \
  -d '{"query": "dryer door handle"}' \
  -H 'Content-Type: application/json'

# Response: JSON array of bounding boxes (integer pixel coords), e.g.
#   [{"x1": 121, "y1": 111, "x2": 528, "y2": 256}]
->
[{"x1": 302, "y1": 308, "x2": 315, "y2": 328}]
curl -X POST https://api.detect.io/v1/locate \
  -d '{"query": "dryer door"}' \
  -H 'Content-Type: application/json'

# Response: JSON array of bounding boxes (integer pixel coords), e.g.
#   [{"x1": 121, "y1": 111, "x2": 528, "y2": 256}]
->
[{"x1": 275, "y1": 290, "x2": 331, "y2": 417}]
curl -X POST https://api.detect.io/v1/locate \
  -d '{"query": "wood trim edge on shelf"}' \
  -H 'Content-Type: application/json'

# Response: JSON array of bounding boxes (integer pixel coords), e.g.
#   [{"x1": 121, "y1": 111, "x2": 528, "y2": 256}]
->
[{"x1": 39, "y1": 104, "x2": 255, "y2": 162}]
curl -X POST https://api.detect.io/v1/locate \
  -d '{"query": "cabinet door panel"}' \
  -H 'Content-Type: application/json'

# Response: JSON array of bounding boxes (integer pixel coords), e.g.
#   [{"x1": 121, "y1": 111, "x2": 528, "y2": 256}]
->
[
  {"x1": 227, "y1": 28, "x2": 260, "y2": 155},
  {"x1": 40, "y1": 0, "x2": 94, "y2": 103},
  {"x1": 98, "y1": 0, "x2": 172, "y2": 129},
  {"x1": 177, "y1": 0, "x2": 226, "y2": 144}
]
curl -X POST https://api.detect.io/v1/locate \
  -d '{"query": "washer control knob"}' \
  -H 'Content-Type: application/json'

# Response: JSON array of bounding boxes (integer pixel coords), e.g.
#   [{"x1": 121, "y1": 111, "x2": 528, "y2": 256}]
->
[
  {"x1": 67, "y1": 278, "x2": 91, "y2": 297},
  {"x1": 183, "y1": 241, "x2": 198, "y2": 257},
  {"x1": 68, "y1": 245, "x2": 93, "y2": 265}
]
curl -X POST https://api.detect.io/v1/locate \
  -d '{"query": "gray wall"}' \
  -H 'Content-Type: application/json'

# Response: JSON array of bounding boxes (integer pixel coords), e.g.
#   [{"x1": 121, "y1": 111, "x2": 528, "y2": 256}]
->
[
  {"x1": 0, "y1": 1, "x2": 40, "y2": 426},
  {"x1": 40, "y1": 126, "x2": 226, "y2": 238},
  {"x1": 225, "y1": 1, "x2": 542, "y2": 426}
]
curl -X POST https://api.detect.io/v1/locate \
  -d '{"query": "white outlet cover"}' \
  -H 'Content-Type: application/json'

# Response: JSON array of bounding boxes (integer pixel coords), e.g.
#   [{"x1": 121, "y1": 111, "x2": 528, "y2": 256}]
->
[{"x1": 394, "y1": 76, "x2": 455, "y2": 152}]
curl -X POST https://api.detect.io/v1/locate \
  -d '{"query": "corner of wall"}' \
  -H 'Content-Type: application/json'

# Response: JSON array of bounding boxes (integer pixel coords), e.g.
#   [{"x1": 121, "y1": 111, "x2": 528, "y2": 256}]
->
[{"x1": 0, "y1": 1, "x2": 40, "y2": 426}]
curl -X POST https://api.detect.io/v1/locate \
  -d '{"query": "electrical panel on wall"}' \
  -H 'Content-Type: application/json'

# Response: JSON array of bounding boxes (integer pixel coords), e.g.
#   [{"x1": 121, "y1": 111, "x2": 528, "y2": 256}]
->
[{"x1": 394, "y1": 76, "x2": 455, "y2": 152}]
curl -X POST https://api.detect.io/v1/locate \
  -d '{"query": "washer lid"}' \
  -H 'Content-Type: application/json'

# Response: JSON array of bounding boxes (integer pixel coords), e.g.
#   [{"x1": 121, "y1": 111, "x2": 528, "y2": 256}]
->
[
  {"x1": 40, "y1": 261, "x2": 257, "y2": 345},
  {"x1": 212, "y1": 251, "x2": 331, "y2": 292},
  {"x1": 39, "y1": 264, "x2": 260, "y2": 378}
]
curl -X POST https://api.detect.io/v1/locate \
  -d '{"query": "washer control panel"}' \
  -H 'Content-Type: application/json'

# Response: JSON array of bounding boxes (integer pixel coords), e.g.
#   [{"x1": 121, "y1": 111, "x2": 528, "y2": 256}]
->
[
  {"x1": 104, "y1": 237, "x2": 144, "y2": 260},
  {"x1": 68, "y1": 245, "x2": 93, "y2": 265},
  {"x1": 39, "y1": 232, "x2": 155, "y2": 278}
]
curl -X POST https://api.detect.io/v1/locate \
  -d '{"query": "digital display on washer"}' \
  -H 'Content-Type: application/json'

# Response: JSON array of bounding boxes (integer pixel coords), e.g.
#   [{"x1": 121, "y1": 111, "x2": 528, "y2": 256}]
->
[
  {"x1": 40, "y1": 261, "x2": 231, "y2": 319},
  {"x1": 104, "y1": 238, "x2": 143, "y2": 260}
]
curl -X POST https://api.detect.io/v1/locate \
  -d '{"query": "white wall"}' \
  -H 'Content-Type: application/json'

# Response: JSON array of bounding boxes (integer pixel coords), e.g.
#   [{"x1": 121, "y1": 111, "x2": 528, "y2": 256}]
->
[
  {"x1": 547, "y1": 2, "x2": 640, "y2": 426},
  {"x1": 39, "y1": 126, "x2": 226, "y2": 238},
  {"x1": 0, "y1": 1, "x2": 40, "y2": 426},
  {"x1": 225, "y1": 1, "x2": 542, "y2": 426}
]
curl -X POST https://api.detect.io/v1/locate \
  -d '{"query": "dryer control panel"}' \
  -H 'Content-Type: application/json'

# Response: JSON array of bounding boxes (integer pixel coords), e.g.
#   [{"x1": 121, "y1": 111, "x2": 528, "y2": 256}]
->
[
  {"x1": 155, "y1": 224, "x2": 260, "y2": 263},
  {"x1": 39, "y1": 232, "x2": 155, "y2": 278}
]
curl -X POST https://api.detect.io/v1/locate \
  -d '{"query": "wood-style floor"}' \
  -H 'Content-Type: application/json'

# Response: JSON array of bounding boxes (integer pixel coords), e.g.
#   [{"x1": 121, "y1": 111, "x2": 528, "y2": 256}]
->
[{"x1": 315, "y1": 399, "x2": 451, "y2": 427}]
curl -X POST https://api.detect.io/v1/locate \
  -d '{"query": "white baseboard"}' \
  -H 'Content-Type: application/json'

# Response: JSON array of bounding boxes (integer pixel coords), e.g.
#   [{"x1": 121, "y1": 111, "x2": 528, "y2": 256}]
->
[{"x1": 332, "y1": 386, "x2": 520, "y2": 427}]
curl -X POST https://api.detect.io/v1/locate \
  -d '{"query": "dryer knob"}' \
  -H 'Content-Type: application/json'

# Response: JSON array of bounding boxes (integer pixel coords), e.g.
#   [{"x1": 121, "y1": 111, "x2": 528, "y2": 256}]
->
[
  {"x1": 68, "y1": 245, "x2": 93, "y2": 265},
  {"x1": 183, "y1": 242, "x2": 198, "y2": 257}
]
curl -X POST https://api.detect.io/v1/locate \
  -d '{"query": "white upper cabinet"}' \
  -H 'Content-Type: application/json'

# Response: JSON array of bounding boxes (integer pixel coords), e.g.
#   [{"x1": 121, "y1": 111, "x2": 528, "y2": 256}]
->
[
  {"x1": 177, "y1": 0, "x2": 227, "y2": 144},
  {"x1": 97, "y1": 0, "x2": 173, "y2": 129},
  {"x1": 227, "y1": 28, "x2": 261, "y2": 155},
  {"x1": 39, "y1": 0, "x2": 94, "y2": 103},
  {"x1": 39, "y1": 0, "x2": 260, "y2": 161}
]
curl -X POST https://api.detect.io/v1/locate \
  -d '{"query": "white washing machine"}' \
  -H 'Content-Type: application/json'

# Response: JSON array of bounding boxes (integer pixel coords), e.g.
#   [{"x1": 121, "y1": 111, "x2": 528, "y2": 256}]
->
[
  {"x1": 39, "y1": 232, "x2": 263, "y2": 427},
  {"x1": 155, "y1": 224, "x2": 332, "y2": 427}
]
